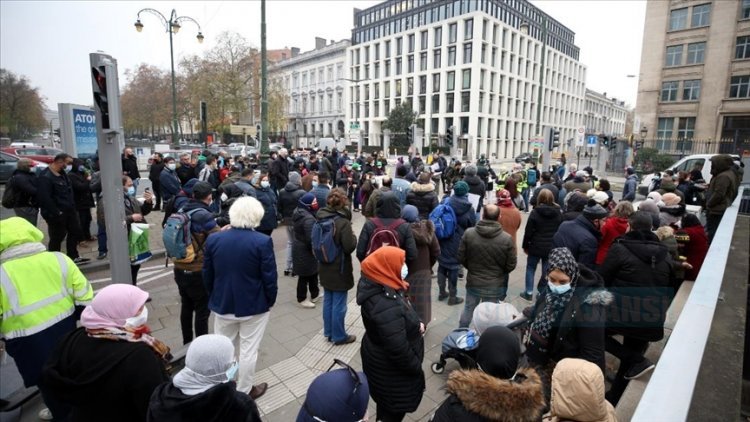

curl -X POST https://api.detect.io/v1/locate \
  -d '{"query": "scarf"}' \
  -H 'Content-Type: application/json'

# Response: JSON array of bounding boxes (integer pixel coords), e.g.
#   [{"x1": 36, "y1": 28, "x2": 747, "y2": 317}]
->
[
  {"x1": 361, "y1": 246, "x2": 408, "y2": 291},
  {"x1": 87, "y1": 326, "x2": 172, "y2": 362},
  {"x1": 528, "y1": 248, "x2": 579, "y2": 352}
]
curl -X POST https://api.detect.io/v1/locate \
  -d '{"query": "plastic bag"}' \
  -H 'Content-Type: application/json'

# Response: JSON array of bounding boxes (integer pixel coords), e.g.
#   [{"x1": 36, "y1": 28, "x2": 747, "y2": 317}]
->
[{"x1": 129, "y1": 223, "x2": 152, "y2": 265}]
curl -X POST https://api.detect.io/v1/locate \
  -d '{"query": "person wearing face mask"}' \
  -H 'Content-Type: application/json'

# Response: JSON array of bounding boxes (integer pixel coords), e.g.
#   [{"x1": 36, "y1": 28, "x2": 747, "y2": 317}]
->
[
  {"x1": 292, "y1": 193, "x2": 322, "y2": 308},
  {"x1": 68, "y1": 158, "x2": 96, "y2": 243},
  {"x1": 159, "y1": 156, "x2": 182, "y2": 203},
  {"x1": 147, "y1": 334, "x2": 262, "y2": 422},
  {"x1": 253, "y1": 172, "x2": 278, "y2": 236},
  {"x1": 552, "y1": 200, "x2": 609, "y2": 269},
  {"x1": 279, "y1": 172, "x2": 306, "y2": 276},
  {"x1": 36, "y1": 153, "x2": 88, "y2": 263},
  {"x1": 41, "y1": 284, "x2": 171, "y2": 422},
  {"x1": 148, "y1": 153, "x2": 165, "y2": 210},
  {"x1": 524, "y1": 247, "x2": 612, "y2": 376},
  {"x1": 123, "y1": 176, "x2": 153, "y2": 286},
  {"x1": 122, "y1": 147, "x2": 141, "y2": 191}
]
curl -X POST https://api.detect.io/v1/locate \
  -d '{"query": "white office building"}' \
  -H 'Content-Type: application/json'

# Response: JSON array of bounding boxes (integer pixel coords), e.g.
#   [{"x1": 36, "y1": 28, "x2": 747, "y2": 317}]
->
[
  {"x1": 346, "y1": 0, "x2": 586, "y2": 160},
  {"x1": 270, "y1": 38, "x2": 350, "y2": 148},
  {"x1": 584, "y1": 89, "x2": 628, "y2": 138}
]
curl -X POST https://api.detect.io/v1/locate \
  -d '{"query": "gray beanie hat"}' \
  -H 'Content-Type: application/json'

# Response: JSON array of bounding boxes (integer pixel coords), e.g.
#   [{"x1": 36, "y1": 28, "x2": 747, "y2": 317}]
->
[
  {"x1": 465, "y1": 164, "x2": 478, "y2": 177},
  {"x1": 288, "y1": 171, "x2": 302, "y2": 185}
]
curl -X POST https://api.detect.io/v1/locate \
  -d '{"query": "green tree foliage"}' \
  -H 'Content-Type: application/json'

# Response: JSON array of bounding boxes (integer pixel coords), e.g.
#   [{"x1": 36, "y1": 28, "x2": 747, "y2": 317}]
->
[
  {"x1": 120, "y1": 64, "x2": 171, "y2": 139},
  {"x1": 634, "y1": 147, "x2": 676, "y2": 174},
  {"x1": 0, "y1": 68, "x2": 46, "y2": 138},
  {"x1": 381, "y1": 102, "x2": 416, "y2": 148}
]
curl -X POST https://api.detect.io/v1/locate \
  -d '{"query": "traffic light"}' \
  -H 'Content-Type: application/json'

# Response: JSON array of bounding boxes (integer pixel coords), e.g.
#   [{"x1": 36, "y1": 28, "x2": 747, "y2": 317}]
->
[
  {"x1": 407, "y1": 124, "x2": 415, "y2": 144},
  {"x1": 548, "y1": 128, "x2": 560, "y2": 151},
  {"x1": 91, "y1": 66, "x2": 111, "y2": 130},
  {"x1": 601, "y1": 136, "x2": 609, "y2": 147},
  {"x1": 445, "y1": 125, "x2": 454, "y2": 146},
  {"x1": 53, "y1": 129, "x2": 60, "y2": 137}
]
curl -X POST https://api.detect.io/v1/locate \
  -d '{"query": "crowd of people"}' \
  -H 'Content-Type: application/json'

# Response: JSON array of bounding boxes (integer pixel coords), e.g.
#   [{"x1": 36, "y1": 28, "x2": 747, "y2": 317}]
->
[{"x1": 1, "y1": 144, "x2": 742, "y2": 421}]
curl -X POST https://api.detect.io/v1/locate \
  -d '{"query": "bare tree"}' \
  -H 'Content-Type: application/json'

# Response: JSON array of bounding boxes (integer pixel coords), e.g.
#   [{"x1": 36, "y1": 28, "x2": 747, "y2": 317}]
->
[{"x1": 0, "y1": 68, "x2": 46, "y2": 138}]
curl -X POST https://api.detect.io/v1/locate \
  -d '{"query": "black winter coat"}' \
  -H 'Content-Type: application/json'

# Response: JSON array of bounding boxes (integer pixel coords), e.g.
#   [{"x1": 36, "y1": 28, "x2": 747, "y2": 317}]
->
[
  {"x1": 525, "y1": 266, "x2": 612, "y2": 372},
  {"x1": 147, "y1": 381, "x2": 261, "y2": 422},
  {"x1": 8, "y1": 169, "x2": 37, "y2": 208},
  {"x1": 36, "y1": 168, "x2": 75, "y2": 220},
  {"x1": 149, "y1": 161, "x2": 164, "y2": 183},
  {"x1": 522, "y1": 204, "x2": 563, "y2": 257},
  {"x1": 552, "y1": 215, "x2": 601, "y2": 268},
  {"x1": 316, "y1": 207, "x2": 357, "y2": 291},
  {"x1": 356, "y1": 192, "x2": 418, "y2": 264},
  {"x1": 278, "y1": 182, "x2": 305, "y2": 221},
  {"x1": 68, "y1": 172, "x2": 95, "y2": 210},
  {"x1": 292, "y1": 207, "x2": 318, "y2": 277},
  {"x1": 463, "y1": 175, "x2": 485, "y2": 212},
  {"x1": 598, "y1": 230, "x2": 676, "y2": 342},
  {"x1": 356, "y1": 276, "x2": 425, "y2": 413},
  {"x1": 405, "y1": 182, "x2": 439, "y2": 219},
  {"x1": 122, "y1": 155, "x2": 141, "y2": 180},
  {"x1": 254, "y1": 187, "x2": 278, "y2": 231},
  {"x1": 270, "y1": 157, "x2": 289, "y2": 189},
  {"x1": 176, "y1": 165, "x2": 196, "y2": 186},
  {"x1": 437, "y1": 196, "x2": 477, "y2": 268}
]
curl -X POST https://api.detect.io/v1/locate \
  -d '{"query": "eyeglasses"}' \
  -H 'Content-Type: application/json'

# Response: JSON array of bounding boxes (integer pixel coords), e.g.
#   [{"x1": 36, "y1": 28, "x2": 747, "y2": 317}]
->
[{"x1": 303, "y1": 359, "x2": 366, "y2": 422}]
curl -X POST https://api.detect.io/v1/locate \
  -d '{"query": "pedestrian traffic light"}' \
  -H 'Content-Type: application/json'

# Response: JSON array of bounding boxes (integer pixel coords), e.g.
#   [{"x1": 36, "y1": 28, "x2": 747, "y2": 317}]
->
[
  {"x1": 548, "y1": 128, "x2": 560, "y2": 151},
  {"x1": 91, "y1": 66, "x2": 111, "y2": 130},
  {"x1": 407, "y1": 124, "x2": 415, "y2": 144},
  {"x1": 601, "y1": 136, "x2": 609, "y2": 147},
  {"x1": 445, "y1": 125, "x2": 454, "y2": 146}
]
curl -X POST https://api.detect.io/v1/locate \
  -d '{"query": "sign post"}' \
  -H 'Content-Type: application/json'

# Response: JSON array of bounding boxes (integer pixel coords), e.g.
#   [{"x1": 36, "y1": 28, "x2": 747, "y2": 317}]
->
[{"x1": 90, "y1": 52, "x2": 131, "y2": 285}]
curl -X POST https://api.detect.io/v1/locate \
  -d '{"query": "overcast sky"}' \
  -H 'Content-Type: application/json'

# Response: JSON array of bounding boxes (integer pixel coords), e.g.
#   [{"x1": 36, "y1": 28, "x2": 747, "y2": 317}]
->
[{"x1": 0, "y1": 0, "x2": 645, "y2": 109}]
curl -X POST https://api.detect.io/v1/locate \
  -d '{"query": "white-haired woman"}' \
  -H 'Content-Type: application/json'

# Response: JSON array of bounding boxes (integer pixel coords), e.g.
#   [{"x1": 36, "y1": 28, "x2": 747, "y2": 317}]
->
[{"x1": 202, "y1": 196, "x2": 278, "y2": 400}]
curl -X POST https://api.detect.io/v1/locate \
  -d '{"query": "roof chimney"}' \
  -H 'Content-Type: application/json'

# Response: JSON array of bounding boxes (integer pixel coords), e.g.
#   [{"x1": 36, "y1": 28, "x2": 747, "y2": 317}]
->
[
  {"x1": 315, "y1": 37, "x2": 326, "y2": 50},
  {"x1": 291, "y1": 47, "x2": 300, "y2": 57}
]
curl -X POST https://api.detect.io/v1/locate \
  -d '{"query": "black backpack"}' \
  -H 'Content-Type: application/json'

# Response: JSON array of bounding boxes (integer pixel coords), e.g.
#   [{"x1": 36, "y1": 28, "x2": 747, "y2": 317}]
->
[{"x1": 2, "y1": 176, "x2": 18, "y2": 209}]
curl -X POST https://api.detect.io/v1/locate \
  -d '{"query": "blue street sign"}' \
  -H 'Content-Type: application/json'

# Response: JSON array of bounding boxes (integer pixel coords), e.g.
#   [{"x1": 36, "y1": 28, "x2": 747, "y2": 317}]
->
[{"x1": 587, "y1": 135, "x2": 597, "y2": 147}]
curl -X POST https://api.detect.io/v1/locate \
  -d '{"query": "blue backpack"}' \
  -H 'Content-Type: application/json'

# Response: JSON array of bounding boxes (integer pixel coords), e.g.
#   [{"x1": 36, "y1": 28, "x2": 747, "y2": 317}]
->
[
  {"x1": 311, "y1": 216, "x2": 341, "y2": 264},
  {"x1": 163, "y1": 208, "x2": 201, "y2": 262},
  {"x1": 527, "y1": 169, "x2": 537, "y2": 185},
  {"x1": 430, "y1": 198, "x2": 457, "y2": 240}
]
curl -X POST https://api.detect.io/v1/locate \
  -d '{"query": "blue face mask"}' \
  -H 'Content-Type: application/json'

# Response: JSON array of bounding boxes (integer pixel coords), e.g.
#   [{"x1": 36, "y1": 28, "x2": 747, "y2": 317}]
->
[
  {"x1": 225, "y1": 361, "x2": 239, "y2": 381},
  {"x1": 127, "y1": 186, "x2": 136, "y2": 196},
  {"x1": 312, "y1": 181, "x2": 319, "y2": 188},
  {"x1": 548, "y1": 282, "x2": 572, "y2": 295}
]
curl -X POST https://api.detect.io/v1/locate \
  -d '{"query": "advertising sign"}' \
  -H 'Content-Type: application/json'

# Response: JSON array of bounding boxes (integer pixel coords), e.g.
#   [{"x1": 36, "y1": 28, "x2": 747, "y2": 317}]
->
[{"x1": 72, "y1": 108, "x2": 98, "y2": 159}]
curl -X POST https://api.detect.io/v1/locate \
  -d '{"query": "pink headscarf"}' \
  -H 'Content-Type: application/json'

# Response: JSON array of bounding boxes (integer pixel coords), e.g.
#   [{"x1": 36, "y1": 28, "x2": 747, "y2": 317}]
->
[{"x1": 80, "y1": 284, "x2": 149, "y2": 330}]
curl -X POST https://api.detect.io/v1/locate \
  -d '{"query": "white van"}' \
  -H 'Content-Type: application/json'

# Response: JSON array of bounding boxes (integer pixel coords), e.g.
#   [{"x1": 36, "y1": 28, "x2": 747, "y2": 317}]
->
[
  {"x1": 638, "y1": 153, "x2": 741, "y2": 197},
  {"x1": 315, "y1": 137, "x2": 347, "y2": 151}
]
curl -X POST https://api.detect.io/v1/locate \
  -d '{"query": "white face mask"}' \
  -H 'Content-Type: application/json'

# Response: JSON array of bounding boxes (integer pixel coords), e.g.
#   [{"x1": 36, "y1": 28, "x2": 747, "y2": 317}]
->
[
  {"x1": 220, "y1": 193, "x2": 228, "y2": 202},
  {"x1": 167, "y1": 163, "x2": 176, "y2": 171},
  {"x1": 401, "y1": 263, "x2": 409, "y2": 280},
  {"x1": 260, "y1": 181, "x2": 270, "y2": 188},
  {"x1": 124, "y1": 307, "x2": 148, "y2": 328}
]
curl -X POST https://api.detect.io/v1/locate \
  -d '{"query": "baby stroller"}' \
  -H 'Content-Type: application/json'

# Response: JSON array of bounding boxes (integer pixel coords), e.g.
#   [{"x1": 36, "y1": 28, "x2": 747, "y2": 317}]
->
[{"x1": 431, "y1": 302, "x2": 528, "y2": 374}]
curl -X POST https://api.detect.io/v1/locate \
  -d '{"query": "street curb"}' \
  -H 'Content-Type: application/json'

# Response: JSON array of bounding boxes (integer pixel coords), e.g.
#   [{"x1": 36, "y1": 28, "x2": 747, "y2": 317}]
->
[{"x1": 79, "y1": 249, "x2": 167, "y2": 274}]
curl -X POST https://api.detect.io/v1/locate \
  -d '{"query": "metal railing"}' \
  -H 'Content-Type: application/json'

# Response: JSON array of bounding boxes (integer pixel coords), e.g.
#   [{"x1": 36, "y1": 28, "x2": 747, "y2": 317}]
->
[{"x1": 632, "y1": 189, "x2": 746, "y2": 421}]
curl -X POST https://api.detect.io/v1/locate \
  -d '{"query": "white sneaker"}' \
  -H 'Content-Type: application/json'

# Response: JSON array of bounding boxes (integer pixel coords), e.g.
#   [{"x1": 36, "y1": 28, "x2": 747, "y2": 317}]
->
[
  {"x1": 299, "y1": 299, "x2": 315, "y2": 308},
  {"x1": 310, "y1": 295, "x2": 321, "y2": 303},
  {"x1": 38, "y1": 408, "x2": 53, "y2": 421}
]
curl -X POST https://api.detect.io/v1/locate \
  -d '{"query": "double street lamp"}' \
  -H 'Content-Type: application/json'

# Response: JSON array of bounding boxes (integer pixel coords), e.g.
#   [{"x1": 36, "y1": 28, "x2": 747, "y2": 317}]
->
[{"x1": 134, "y1": 9, "x2": 204, "y2": 143}]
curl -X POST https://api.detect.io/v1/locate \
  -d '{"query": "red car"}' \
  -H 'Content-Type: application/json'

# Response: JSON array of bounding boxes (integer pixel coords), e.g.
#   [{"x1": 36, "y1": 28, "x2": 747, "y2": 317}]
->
[
  {"x1": 0, "y1": 151, "x2": 48, "y2": 183},
  {"x1": 1, "y1": 147, "x2": 63, "y2": 164}
]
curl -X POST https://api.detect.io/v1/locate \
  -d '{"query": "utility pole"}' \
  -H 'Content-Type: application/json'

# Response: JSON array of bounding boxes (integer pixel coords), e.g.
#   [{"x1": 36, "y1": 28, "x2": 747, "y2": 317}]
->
[
  {"x1": 535, "y1": 16, "x2": 547, "y2": 138},
  {"x1": 260, "y1": 0, "x2": 268, "y2": 153}
]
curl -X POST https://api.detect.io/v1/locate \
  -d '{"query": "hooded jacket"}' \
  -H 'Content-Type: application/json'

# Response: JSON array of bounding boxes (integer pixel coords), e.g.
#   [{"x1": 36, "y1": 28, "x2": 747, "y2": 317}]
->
[
  {"x1": 278, "y1": 181, "x2": 305, "y2": 221},
  {"x1": 41, "y1": 327, "x2": 169, "y2": 422},
  {"x1": 147, "y1": 381, "x2": 261, "y2": 422},
  {"x1": 595, "y1": 216, "x2": 629, "y2": 265},
  {"x1": 408, "y1": 219, "x2": 440, "y2": 274},
  {"x1": 706, "y1": 154, "x2": 739, "y2": 215},
  {"x1": 622, "y1": 174, "x2": 638, "y2": 202},
  {"x1": 316, "y1": 206, "x2": 357, "y2": 291},
  {"x1": 543, "y1": 358, "x2": 617, "y2": 422},
  {"x1": 598, "y1": 230, "x2": 676, "y2": 342},
  {"x1": 552, "y1": 215, "x2": 602, "y2": 269},
  {"x1": 356, "y1": 192, "x2": 418, "y2": 264},
  {"x1": 463, "y1": 175, "x2": 486, "y2": 212},
  {"x1": 254, "y1": 185, "x2": 278, "y2": 231},
  {"x1": 406, "y1": 181, "x2": 439, "y2": 219},
  {"x1": 523, "y1": 204, "x2": 563, "y2": 258},
  {"x1": 438, "y1": 195, "x2": 477, "y2": 268},
  {"x1": 292, "y1": 207, "x2": 318, "y2": 277},
  {"x1": 9, "y1": 168, "x2": 38, "y2": 208},
  {"x1": 174, "y1": 200, "x2": 219, "y2": 272},
  {"x1": 159, "y1": 167, "x2": 182, "y2": 202},
  {"x1": 458, "y1": 220, "x2": 517, "y2": 293}
]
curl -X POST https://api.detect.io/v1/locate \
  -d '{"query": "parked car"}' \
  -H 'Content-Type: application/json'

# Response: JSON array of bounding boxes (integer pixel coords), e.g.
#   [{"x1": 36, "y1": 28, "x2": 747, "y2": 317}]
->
[
  {"x1": 0, "y1": 151, "x2": 47, "y2": 183},
  {"x1": 637, "y1": 153, "x2": 742, "y2": 197},
  {"x1": 2, "y1": 146, "x2": 63, "y2": 164},
  {"x1": 514, "y1": 152, "x2": 533, "y2": 163}
]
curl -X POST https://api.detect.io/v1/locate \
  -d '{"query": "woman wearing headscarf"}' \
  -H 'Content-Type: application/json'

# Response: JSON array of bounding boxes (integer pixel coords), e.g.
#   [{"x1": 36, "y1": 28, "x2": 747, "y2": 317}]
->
[
  {"x1": 543, "y1": 358, "x2": 617, "y2": 422},
  {"x1": 432, "y1": 326, "x2": 546, "y2": 422},
  {"x1": 41, "y1": 284, "x2": 170, "y2": 422},
  {"x1": 356, "y1": 246, "x2": 425, "y2": 422},
  {"x1": 401, "y1": 204, "x2": 440, "y2": 326},
  {"x1": 293, "y1": 193, "x2": 322, "y2": 308},
  {"x1": 147, "y1": 334, "x2": 261, "y2": 422},
  {"x1": 524, "y1": 247, "x2": 612, "y2": 374}
]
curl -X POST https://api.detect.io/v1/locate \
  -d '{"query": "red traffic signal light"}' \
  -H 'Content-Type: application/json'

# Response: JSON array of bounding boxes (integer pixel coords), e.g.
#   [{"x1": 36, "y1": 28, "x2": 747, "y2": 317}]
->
[{"x1": 91, "y1": 66, "x2": 110, "y2": 129}]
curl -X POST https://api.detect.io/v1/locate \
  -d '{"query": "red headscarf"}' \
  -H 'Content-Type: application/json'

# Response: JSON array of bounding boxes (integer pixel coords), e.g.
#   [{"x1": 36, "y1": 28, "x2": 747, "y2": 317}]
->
[{"x1": 361, "y1": 246, "x2": 408, "y2": 291}]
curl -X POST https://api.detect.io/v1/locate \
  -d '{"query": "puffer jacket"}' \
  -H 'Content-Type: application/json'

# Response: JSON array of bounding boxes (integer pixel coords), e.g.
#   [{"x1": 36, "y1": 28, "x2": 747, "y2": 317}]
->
[
  {"x1": 291, "y1": 207, "x2": 317, "y2": 277},
  {"x1": 543, "y1": 358, "x2": 617, "y2": 422},
  {"x1": 356, "y1": 276, "x2": 425, "y2": 414},
  {"x1": 254, "y1": 186, "x2": 278, "y2": 231},
  {"x1": 356, "y1": 192, "x2": 418, "y2": 264},
  {"x1": 598, "y1": 230, "x2": 676, "y2": 342},
  {"x1": 523, "y1": 204, "x2": 562, "y2": 258},
  {"x1": 438, "y1": 195, "x2": 477, "y2": 268},
  {"x1": 278, "y1": 181, "x2": 305, "y2": 223},
  {"x1": 706, "y1": 154, "x2": 739, "y2": 215},
  {"x1": 595, "y1": 216, "x2": 629, "y2": 265},
  {"x1": 525, "y1": 266, "x2": 612, "y2": 372},
  {"x1": 432, "y1": 368, "x2": 545, "y2": 422},
  {"x1": 316, "y1": 206, "x2": 357, "y2": 291},
  {"x1": 552, "y1": 215, "x2": 602, "y2": 269},
  {"x1": 463, "y1": 175, "x2": 485, "y2": 212},
  {"x1": 458, "y1": 220, "x2": 516, "y2": 293},
  {"x1": 406, "y1": 182, "x2": 439, "y2": 219}
]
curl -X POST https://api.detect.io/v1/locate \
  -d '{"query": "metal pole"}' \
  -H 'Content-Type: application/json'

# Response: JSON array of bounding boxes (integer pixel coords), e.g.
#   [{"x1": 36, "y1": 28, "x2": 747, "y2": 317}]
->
[
  {"x1": 260, "y1": 0, "x2": 268, "y2": 153},
  {"x1": 535, "y1": 16, "x2": 547, "y2": 137},
  {"x1": 169, "y1": 10, "x2": 178, "y2": 144}
]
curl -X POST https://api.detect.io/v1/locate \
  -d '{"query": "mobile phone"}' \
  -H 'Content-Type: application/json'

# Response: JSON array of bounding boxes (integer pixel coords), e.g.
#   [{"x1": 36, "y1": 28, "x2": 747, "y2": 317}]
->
[{"x1": 145, "y1": 187, "x2": 151, "y2": 193}]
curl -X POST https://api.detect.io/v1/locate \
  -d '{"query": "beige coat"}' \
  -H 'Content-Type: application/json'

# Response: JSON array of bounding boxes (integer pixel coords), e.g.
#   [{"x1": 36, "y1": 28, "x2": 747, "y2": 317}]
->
[{"x1": 543, "y1": 358, "x2": 618, "y2": 422}]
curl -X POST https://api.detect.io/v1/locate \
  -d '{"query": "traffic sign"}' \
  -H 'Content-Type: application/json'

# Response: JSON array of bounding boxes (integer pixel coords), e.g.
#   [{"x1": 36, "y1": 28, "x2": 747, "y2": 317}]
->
[{"x1": 587, "y1": 135, "x2": 597, "y2": 148}]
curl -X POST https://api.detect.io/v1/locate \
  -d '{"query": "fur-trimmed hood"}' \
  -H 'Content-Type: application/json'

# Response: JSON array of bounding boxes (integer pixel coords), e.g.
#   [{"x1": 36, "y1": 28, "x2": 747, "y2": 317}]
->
[
  {"x1": 410, "y1": 219, "x2": 435, "y2": 246},
  {"x1": 410, "y1": 181, "x2": 435, "y2": 194},
  {"x1": 444, "y1": 367, "x2": 545, "y2": 421}
]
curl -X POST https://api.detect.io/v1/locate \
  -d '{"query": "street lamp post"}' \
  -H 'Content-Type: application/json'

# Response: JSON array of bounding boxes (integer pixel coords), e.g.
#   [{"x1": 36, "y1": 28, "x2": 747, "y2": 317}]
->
[
  {"x1": 341, "y1": 78, "x2": 368, "y2": 153},
  {"x1": 134, "y1": 9, "x2": 204, "y2": 144}
]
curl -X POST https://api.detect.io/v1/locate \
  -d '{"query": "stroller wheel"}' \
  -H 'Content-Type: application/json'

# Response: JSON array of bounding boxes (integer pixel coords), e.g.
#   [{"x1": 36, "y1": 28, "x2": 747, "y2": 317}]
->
[{"x1": 431, "y1": 362, "x2": 445, "y2": 374}]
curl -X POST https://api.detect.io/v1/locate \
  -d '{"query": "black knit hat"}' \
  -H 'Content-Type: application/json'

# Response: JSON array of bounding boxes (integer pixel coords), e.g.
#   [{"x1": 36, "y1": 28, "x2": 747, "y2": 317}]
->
[{"x1": 583, "y1": 199, "x2": 608, "y2": 220}]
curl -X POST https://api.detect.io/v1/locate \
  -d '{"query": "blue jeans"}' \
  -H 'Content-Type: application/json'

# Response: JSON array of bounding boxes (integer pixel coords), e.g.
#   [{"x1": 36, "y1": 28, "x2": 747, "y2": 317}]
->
[
  {"x1": 97, "y1": 221, "x2": 107, "y2": 254},
  {"x1": 522, "y1": 188, "x2": 530, "y2": 210},
  {"x1": 285, "y1": 223, "x2": 294, "y2": 271},
  {"x1": 437, "y1": 265, "x2": 458, "y2": 297},
  {"x1": 459, "y1": 289, "x2": 507, "y2": 328},
  {"x1": 323, "y1": 289, "x2": 348, "y2": 342},
  {"x1": 525, "y1": 255, "x2": 549, "y2": 294}
]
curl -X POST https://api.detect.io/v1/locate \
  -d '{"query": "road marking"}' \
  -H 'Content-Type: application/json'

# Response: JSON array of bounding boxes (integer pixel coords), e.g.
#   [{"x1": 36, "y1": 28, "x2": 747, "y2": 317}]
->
[{"x1": 88, "y1": 263, "x2": 173, "y2": 284}]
